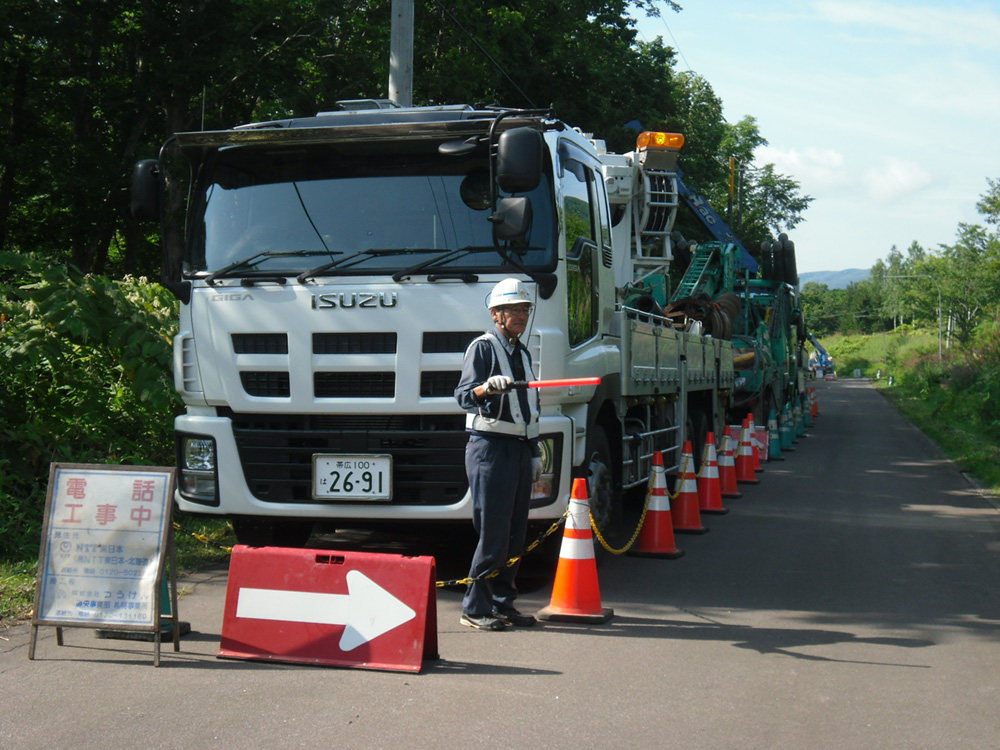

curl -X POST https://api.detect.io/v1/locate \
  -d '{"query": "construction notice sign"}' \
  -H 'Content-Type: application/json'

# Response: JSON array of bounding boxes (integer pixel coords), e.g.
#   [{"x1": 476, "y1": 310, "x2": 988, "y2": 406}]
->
[
  {"x1": 29, "y1": 463, "x2": 177, "y2": 664},
  {"x1": 219, "y1": 545, "x2": 438, "y2": 672}
]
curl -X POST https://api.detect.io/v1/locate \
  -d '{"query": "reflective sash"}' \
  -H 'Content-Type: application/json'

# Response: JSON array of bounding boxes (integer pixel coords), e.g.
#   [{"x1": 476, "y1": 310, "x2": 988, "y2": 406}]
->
[{"x1": 465, "y1": 333, "x2": 540, "y2": 439}]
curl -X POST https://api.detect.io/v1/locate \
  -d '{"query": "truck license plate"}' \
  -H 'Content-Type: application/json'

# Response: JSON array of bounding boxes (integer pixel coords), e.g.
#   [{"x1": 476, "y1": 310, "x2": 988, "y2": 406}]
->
[{"x1": 312, "y1": 454, "x2": 392, "y2": 501}]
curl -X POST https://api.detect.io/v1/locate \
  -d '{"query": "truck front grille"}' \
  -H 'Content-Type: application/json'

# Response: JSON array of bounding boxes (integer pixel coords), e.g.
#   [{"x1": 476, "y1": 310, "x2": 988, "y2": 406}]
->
[
  {"x1": 422, "y1": 331, "x2": 480, "y2": 353},
  {"x1": 240, "y1": 371, "x2": 291, "y2": 397},
  {"x1": 232, "y1": 333, "x2": 288, "y2": 354},
  {"x1": 420, "y1": 371, "x2": 462, "y2": 397},
  {"x1": 314, "y1": 371, "x2": 395, "y2": 397},
  {"x1": 220, "y1": 409, "x2": 468, "y2": 505},
  {"x1": 313, "y1": 332, "x2": 397, "y2": 354}
]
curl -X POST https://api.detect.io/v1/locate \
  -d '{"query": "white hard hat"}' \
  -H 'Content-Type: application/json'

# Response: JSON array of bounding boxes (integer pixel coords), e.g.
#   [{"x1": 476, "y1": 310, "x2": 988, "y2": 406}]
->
[{"x1": 487, "y1": 278, "x2": 533, "y2": 309}]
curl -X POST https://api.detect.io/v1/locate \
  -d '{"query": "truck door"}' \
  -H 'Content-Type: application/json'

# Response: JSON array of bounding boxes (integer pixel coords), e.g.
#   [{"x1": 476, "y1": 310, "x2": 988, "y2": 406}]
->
[{"x1": 559, "y1": 141, "x2": 613, "y2": 345}]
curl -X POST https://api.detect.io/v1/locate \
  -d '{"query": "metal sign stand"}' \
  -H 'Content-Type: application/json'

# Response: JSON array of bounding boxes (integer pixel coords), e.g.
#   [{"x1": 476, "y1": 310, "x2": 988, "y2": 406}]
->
[{"x1": 28, "y1": 463, "x2": 179, "y2": 667}]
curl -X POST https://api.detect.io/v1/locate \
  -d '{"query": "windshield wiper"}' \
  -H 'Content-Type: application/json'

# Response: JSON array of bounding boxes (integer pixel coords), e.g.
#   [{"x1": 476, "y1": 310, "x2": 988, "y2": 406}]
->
[
  {"x1": 205, "y1": 250, "x2": 341, "y2": 286},
  {"x1": 391, "y1": 249, "x2": 467, "y2": 282},
  {"x1": 390, "y1": 246, "x2": 506, "y2": 282},
  {"x1": 297, "y1": 249, "x2": 384, "y2": 284},
  {"x1": 298, "y1": 247, "x2": 459, "y2": 284},
  {"x1": 296, "y1": 244, "x2": 551, "y2": 287}
]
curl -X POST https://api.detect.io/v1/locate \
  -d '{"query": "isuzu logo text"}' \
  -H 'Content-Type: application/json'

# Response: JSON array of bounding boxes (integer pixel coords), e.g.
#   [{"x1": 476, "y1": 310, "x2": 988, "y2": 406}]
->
[{"x1": 311, "y1": 292, "x2": 398, "y2": 310}]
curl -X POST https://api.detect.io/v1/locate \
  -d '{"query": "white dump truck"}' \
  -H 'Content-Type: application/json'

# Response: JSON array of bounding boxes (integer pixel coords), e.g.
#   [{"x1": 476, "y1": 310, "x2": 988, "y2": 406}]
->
[{"x1": 131, "y1": 102, "x2": 748, "y2": 546}]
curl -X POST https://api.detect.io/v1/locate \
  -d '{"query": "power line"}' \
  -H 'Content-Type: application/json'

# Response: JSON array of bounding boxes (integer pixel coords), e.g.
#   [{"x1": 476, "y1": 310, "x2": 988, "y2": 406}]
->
[
  {"x1": 431, "y1": 0, "x2": 537, "y2": 108},
  {"x1": 657, "y1": 12, "x2": 692, "y2": 71},
  {"x1": 633, "y1": 2, "x2": 692, "y2": 71}
]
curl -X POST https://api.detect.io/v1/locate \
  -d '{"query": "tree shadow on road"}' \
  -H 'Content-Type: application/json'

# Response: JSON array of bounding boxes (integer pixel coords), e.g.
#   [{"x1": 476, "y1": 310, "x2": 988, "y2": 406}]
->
[{"x1": 538, "y1": 614, "x2": 934, "y2": 667}]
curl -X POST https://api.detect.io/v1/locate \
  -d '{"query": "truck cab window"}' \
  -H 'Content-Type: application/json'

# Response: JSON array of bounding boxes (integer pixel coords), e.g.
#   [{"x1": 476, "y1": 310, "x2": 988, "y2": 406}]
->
[
  {"x1": 560, "y1": 151, "x2": 600, "y2": 347},
  {"x1": 567, "y1": 238, "x2": 598, "y2": 346},
  {"x1": 560, "y1": 157, "x2": 597, "y2": 245}
]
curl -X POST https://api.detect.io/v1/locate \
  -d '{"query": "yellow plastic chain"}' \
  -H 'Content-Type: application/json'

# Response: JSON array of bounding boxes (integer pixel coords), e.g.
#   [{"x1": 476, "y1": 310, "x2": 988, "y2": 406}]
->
[
  {"x1": 435, "y1": 508, "x2": 570, "y2": 588},
  {"x1": 590, "y1": 469, "x2": 682, "y2": 555}
]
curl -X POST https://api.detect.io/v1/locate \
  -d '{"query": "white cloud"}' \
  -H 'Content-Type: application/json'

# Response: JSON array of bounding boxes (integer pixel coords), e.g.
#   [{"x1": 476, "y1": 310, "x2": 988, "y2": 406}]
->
[
  {"x1": 812, "y1": 1, "x2": 1000, "y2": 50},
  {"x1": 861, "y1": 157, "x2": 933, "y2": 202},
  {"x1": 756, "y1": 145, "x2": 850, "y2": 191},
  {"x1": 885, "y1": 57, "x2": 1000, "y2": 122}
]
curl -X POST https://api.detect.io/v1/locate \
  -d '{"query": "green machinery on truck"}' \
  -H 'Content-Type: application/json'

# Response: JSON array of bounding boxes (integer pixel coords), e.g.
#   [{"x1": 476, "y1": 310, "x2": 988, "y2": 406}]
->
[{"x1": 659, "y1": 231, "x2": 808, "y2": 428}]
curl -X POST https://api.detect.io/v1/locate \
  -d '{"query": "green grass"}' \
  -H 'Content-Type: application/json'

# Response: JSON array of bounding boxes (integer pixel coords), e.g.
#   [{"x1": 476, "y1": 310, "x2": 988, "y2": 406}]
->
[
  {"x1": 0, "y1": 562, "x2": 36, "y2": 625},
  {"x1": 171, "y1": 514, "x2": 238, "y2": 573},
  {"x1": 819, "y1": 328, "x2": 938, "y2": 379},
  {"x1": 879, "y1": 383, "x2": 1000, "y2": 495}
]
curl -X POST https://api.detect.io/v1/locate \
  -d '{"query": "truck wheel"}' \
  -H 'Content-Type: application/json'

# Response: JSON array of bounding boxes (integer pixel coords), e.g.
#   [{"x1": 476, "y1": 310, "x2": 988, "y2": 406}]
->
[
  {"x1": 686, "y1": 408, "x2": 708, "y2": 471},
  {"x1": 232, "y1": 518, "x2": 313, "y2": 548},
  {"x1": 586, "y1": 426, "x2": 620, "y2": 540}
]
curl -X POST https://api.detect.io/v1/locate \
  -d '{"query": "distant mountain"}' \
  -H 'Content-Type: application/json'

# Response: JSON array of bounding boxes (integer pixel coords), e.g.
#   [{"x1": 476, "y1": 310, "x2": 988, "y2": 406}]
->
[{"x1": 799, "y1": 268, "x2": 870, "y2": 290}]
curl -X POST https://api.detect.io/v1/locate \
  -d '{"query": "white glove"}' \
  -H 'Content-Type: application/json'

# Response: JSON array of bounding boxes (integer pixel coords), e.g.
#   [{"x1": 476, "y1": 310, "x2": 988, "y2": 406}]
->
[
  {"x1": 484, "y1": 375, "x2": 513, "y2": 394},
  {"x1": 531, "y1": 457, "x2": 543, "y2": 482}
]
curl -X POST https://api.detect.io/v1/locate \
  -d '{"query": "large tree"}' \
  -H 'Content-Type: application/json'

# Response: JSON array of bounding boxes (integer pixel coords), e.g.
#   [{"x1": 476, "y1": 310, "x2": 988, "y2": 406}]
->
[
  {"x1": 1, "y1": 0, "x2": 389, "y2": 276},
  {"x1": 976, "y1": 177, "x2": 1000, "y2": 227}
]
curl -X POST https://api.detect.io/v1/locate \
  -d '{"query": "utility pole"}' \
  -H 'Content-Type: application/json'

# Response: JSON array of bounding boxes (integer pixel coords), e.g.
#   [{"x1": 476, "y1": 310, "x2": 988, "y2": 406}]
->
[{"x1": 389, "y1": 0, "x2": 414, "y2": 107}]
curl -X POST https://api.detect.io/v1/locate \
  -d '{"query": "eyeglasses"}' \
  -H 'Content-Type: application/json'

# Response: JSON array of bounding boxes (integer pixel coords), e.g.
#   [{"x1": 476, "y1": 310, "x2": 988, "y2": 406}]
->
[{"x1": 503, "y1": 305, "x2": 533, "y2": 316}]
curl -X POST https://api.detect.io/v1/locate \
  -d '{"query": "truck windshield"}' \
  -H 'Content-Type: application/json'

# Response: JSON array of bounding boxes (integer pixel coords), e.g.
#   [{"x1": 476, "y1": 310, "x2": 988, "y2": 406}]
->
[{"x1": 185, "y1": 145, "x2": 555, "y2": 277}]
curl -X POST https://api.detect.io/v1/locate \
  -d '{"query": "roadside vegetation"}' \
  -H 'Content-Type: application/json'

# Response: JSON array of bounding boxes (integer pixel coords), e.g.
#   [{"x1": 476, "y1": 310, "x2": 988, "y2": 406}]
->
[{"x1": 0, "y1": 252, "x2": 239, "y2": 626}]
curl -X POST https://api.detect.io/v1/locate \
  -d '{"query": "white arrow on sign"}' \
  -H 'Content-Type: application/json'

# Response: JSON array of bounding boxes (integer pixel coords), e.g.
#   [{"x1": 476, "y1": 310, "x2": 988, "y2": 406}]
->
[{"x1": 235, "y1": 569, "x2": 417, "y2": 652}]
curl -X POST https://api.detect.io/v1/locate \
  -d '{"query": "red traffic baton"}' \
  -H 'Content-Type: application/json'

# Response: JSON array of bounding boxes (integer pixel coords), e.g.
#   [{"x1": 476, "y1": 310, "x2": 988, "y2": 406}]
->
[{"x1": 512, "y1": 377, "x2": 601, "y2": 389}]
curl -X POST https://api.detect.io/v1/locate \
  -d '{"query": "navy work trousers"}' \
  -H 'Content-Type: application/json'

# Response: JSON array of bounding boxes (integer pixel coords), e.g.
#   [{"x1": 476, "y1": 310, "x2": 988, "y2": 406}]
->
[{"x1": 462, "y1": 433, "x2": 533, "y2": 617}]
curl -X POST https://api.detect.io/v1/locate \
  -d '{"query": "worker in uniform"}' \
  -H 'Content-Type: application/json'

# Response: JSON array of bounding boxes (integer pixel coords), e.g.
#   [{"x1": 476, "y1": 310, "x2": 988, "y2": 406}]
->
[{"x1": 454, "y1": 278, "x2": 542, "y2": 631}]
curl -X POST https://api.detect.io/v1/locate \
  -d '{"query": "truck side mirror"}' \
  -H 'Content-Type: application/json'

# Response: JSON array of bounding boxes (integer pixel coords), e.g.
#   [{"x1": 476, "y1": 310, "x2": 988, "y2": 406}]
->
[
  {"x1": 496, "y1": 128, "x2": 543, "y2": 193},
  {"x1": 490, "y1": 197, "x2": 533, "y2": 243},
  {"x1": 130, "y1": 159, "x2": 162, "y2": 222}
]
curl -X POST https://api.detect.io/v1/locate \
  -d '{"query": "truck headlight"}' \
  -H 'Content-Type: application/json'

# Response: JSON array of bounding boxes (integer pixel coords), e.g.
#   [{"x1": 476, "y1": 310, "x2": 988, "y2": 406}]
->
[
  {"x1": 178, "y1": 434, "x2": 218, "y2": 505},
  {"x1": 530, "y1": 434, "x2": 562, "y2": 507}
]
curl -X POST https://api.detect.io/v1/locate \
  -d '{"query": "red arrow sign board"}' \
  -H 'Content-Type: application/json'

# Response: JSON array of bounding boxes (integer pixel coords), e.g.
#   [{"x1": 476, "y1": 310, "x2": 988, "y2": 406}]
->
[{"x1": 219, "y1": 545, "x2": 438, "y2": 672}]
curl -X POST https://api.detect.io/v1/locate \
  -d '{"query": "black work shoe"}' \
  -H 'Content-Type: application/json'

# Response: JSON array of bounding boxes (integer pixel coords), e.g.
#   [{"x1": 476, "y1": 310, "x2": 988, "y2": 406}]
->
[
  {"x1": 460, "y1": 613, "x2": 506, "y2": 631},
  {"x1": 493, "y1": 607, "x2": 537, "y2": 627}
]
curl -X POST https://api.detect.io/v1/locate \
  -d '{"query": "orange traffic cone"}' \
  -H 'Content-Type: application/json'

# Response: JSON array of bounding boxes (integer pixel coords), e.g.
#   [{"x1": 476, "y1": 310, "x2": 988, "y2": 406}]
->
[
  {"x1": 718, "y1": 427, "x2": 742, "y2": 499},
  {"x1": 735, "y1": 418, "x2": 760, "y2": 485},
  {"x1": 537, "y1": 478, "x2": 614, "y2": 623},
  {"x1": 671, "y1": 441, "x2": 708, "y2": 534},
  {"x1": 810, "y1": 387, "x2": 819, "y2": 419},
  {"x1": 630, "y1": 451, "x2": 684, "y2": 559},
  {"x1": 698, "y1": 432, "x2": 729, "y2": 515}
]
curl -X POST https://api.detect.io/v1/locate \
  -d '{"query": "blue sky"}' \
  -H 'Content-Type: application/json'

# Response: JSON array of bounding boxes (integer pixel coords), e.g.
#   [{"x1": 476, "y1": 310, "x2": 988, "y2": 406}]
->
[{"x1": 633, "y1": 1, "x2": 1000, "y2": 273}]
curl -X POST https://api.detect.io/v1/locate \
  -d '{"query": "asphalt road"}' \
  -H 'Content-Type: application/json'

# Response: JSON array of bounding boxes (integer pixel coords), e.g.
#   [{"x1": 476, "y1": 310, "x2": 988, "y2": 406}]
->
[{"x1": 3, "y1": 379, "x2": 1000, "y2": 749}]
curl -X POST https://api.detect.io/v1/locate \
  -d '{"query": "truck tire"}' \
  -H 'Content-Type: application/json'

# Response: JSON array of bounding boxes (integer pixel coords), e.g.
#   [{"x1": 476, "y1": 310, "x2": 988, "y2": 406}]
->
[
  {"x1": 759, "y1": 241, "x2": 773, "y2": 280},
  {"x1": 772, "y1": 241, "x2": 786, "y2": 285},
  {"x1": 586, "y1": 425, "x2": 620, "y2": 540},
  {"x1": 686, "y1": 407, "x2": 709, "y2": 472},
  {"x1": 783, "y1": 239, "x2": 799, "y2": 286},
  {"x1": 231, "y1": 517, "x2": 313, "y2": 548}
]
